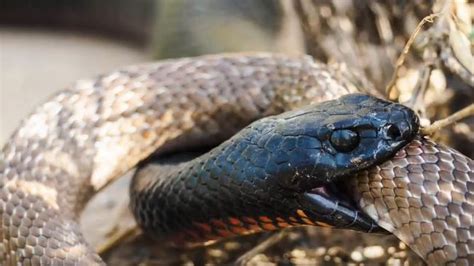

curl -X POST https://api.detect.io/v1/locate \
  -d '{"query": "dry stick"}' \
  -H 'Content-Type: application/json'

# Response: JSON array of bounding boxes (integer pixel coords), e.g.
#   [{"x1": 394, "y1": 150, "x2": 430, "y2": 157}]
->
[
  {"x1": 421, "y1": 104, "x2": 474, "y2": 136},
  {"x1": 97, "y1": 226, "x2": 141, "y2": 255},
  {"x1": 235, "y1": 231, "x2": 288, "y2": 265},
  {"x1": 408, "y1": 66, "x2": 433, "y2": 112},
  {"x1": 385, "y1": 13, "x2": 439, "y2": 99}
]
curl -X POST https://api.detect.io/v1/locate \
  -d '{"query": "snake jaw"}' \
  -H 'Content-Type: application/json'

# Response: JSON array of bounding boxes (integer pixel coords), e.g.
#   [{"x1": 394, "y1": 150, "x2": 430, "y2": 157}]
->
[{"x1": 301, "y1": 181, "x2": 387, "y2": 233}]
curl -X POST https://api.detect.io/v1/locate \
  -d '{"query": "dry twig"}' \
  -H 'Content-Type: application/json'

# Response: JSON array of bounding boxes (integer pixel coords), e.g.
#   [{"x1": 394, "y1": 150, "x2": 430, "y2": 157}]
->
[
  {"x1": 235, "y1": 231, "x2": 288, "y2": 265},
  {"x1": 421, "y1": 104, "x2": 474, "y2": 136},
  {"x1": 97, "y1": 226, "x2": 141, "y2": 255},
  {"x1": 386, "y1": 13, "x2": 439, "y2": 99}
]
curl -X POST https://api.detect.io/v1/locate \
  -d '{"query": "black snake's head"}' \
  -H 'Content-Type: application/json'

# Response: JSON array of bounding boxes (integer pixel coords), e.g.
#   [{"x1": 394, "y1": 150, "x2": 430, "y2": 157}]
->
[
  {"x1": 254, "y1": 93, "x2": 419, "y2": 232},
  {"x1": 268, "y1": 93, "x2": 419, "y2": 190}
]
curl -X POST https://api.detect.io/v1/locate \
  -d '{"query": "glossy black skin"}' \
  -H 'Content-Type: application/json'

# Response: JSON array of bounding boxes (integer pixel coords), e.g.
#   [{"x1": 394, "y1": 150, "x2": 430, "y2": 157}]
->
[{"x1": 131, "y1": 94, "x2": 420, "y2": 242}]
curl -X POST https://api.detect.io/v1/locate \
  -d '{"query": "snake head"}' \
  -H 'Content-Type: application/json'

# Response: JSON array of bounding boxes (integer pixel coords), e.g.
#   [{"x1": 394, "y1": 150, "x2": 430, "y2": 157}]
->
[
  {"x1": 255, "y1": 93, "x2": 419, "y2": 233},
  {"x1": 266, "y1": 93, "x2": 419, "y2": 190}
]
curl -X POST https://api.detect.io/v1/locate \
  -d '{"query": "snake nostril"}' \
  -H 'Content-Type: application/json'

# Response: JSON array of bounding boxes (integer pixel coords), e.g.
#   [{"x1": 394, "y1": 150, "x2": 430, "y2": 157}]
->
[{"x1": 386, "y1": 124, "x2": 402, "y2": 140}]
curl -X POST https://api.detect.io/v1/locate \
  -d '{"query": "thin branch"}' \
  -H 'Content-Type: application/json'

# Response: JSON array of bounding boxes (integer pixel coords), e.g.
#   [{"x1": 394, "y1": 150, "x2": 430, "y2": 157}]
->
[
  {"x1": 235, "y1": 231, "x2": 287, "y2": 265},
  {"x1": 406, "y1": 65, "x2": 433, "y2": 118},
  {"x1": 421, "y1": 104, "x2": 474, "y2": 135},
  {"x1": 386, "y1": 13, "x2": 440, "y2": 99},
  {"x1": 96, "y1": 226, "x2": 141, "y2": 255}
]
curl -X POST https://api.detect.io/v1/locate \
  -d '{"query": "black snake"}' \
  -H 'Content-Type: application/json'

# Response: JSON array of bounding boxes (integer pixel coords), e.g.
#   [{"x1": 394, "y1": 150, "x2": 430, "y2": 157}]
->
[{"x1": 0, "y1": 53, "x2": 472, "y2": 265}]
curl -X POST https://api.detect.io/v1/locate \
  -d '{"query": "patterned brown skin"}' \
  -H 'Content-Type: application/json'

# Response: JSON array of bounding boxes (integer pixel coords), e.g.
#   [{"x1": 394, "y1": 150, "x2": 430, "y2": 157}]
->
[
  {"x1": 0, "y1": 53, "x2": 471, "y2": 264},
  {"x1": 350, "y1": 137, "x2": 473, "y2": 265}
]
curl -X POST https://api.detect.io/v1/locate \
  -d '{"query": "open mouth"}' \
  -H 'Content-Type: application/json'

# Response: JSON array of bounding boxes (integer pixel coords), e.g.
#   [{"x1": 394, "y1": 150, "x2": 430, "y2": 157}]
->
[
  {"x1": 307, "y1": 181, "x2": 359, "y2": 210},
  {"x1": 302, "y1": 180, "x2": 386, "y2": 233}
]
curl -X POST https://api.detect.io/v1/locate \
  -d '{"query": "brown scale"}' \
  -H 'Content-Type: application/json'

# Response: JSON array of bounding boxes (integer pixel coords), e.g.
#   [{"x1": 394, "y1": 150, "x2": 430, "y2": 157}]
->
[{"x1": 350, "y1": 137, "x2": 473, "y2": 265}]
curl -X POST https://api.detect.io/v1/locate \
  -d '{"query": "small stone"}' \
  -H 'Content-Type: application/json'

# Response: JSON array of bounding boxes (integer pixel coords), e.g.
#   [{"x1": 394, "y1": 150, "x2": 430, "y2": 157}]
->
[
  {"x1": 248, "y1": 254, "x2": 270, "y2": 265},
  {"x1": 224, "y1": 241, "x2": 240, "y2": 251},
  {"x1": 291, "y1": 249, "x2": 306, "y2": 258},
  {"x1": 350, "y1": 251, "x2": 363, "y2": 262},
  {"x1": 387, "y1": 246, "x2": 396, "y2": 254},
  {"x1": 363, "y1": 246, "x2": 385, "y2": 259},
  {"x1": 393, "y1": 251, "x2": 407, "y2": 259},
  {"x1": 314, "y1": 247, "x2": 326, "y2": 256},
  {"x1": 387, "y1": 257, "x2": 402, "y2": 266},
  {"x1": 208, "y1": 248, "x2": 224, "y2": 258},
  {"x1": 327, "y1": 246, "x2": 344, "y2": 256}
]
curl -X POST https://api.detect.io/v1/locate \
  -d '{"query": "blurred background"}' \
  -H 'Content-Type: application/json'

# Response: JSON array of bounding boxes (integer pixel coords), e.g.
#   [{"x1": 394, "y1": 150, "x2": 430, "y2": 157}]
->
[
  {"x1": 0, "y1": 0, "x2": 305, "y2": 145},
  {"x1": 1, "y1": 0, "x2": 472, "y2": 265}
]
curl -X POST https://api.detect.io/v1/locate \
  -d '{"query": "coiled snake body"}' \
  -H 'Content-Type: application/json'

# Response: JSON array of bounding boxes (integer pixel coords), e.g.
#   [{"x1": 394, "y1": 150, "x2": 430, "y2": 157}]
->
[{"x1": 0, "y1": 53, "x2": 472, "y2": 265}]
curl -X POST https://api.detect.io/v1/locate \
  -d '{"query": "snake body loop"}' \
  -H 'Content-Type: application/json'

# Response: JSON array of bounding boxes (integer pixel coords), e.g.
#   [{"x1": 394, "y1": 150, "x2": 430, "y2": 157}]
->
[
  {"x1": 0, "y1": 53, "x2": 472, "y2": 264},
  {"x1": 351, "y1": 137, "x2": 474, "y2": 265}
]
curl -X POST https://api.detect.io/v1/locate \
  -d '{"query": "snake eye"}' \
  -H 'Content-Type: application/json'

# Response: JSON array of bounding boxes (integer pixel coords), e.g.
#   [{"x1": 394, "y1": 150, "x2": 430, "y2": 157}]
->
[
  {"x1": 385, "y1": 124, "x2": 402, "y2": 140},
  {"x1": 330, "y1": 129, "x2": 360, "y2": 152}
]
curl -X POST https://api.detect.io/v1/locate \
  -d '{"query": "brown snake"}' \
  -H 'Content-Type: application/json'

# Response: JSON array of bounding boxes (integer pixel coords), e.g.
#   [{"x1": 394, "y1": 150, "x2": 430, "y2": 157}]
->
[{"x1": 0, "y1": 53, "x2": 472, "y2": 265}]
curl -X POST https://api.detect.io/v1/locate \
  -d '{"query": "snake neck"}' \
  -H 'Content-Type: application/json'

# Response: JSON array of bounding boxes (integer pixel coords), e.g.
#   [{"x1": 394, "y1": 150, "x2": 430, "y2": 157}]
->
[
  {"x1": 129, "y1": 133, "x2": 296, "y2": 244},
  {"x1": 130, "y1": 118, "x2": 324, "y2": 244}
]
